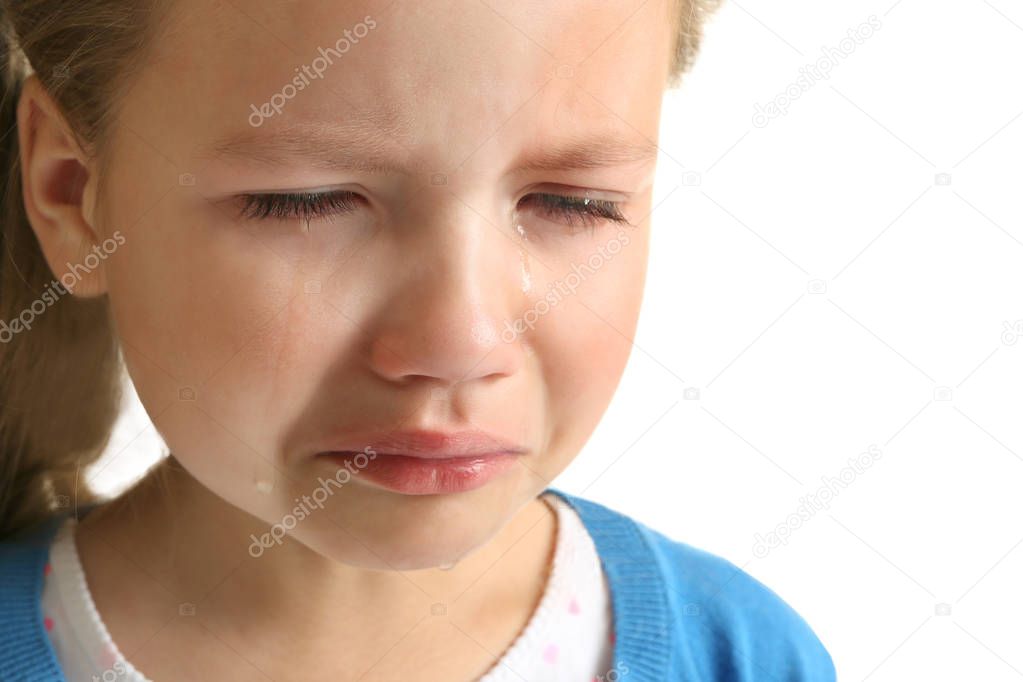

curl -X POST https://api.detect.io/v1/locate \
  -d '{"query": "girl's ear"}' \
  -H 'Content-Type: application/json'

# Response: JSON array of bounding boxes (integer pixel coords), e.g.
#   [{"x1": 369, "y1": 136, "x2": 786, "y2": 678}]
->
[{"x1": 17, "y1": 74, "x2": 107, "y2": 298}]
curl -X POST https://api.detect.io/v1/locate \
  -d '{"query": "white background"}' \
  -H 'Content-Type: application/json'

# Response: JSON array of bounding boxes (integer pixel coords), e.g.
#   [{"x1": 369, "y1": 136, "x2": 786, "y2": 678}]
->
[{"x1": 89, "y1": 1, "x2": 1023, "y2": 679}]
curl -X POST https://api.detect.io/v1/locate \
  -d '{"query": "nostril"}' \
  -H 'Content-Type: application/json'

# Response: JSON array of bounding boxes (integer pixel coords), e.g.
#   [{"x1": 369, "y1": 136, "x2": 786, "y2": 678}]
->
[
  {"x1": 366, "y1": 325, "x2": 522, "y2": 386},
  {"x1": 367, "y1": 337, "x2": 415, "y2": 383}
]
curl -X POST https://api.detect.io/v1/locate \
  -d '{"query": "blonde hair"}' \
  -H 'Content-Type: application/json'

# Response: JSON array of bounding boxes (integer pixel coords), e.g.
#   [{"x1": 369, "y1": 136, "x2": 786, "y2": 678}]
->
[
  {"x1": 672, "y1": 0, "x2": 723, "y2": 86},
  {"x1": 0, "y1": 0, "x2": 720, "y2": 540}
]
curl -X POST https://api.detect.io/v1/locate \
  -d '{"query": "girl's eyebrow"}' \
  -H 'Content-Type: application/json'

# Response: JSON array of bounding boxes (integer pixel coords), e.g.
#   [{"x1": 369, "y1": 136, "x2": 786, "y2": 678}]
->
[
  {"x1": 512, "y1": 134, "x2": 660, "y2": 173},
  {"x1": 196, "y1": 120, "x2": 415, "y2": 174},
  {"x1": 197, "y1": 121, "x2": 660, "y2": 175}
]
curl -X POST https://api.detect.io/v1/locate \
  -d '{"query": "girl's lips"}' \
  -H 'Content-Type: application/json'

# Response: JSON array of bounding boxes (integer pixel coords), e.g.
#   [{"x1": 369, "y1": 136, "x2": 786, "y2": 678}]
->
[
  {"x1": 307, "y1": 428, "x2": 527, "y2": 460},
  {"x1": 318, "y1": 451, "x2": 520, "y2": 495}
]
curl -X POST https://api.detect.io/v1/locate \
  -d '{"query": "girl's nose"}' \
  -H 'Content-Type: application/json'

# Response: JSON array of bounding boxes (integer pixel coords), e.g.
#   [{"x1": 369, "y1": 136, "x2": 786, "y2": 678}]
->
[{"x1": 364, "y1": 212, "x2": 525, "y2": 387}]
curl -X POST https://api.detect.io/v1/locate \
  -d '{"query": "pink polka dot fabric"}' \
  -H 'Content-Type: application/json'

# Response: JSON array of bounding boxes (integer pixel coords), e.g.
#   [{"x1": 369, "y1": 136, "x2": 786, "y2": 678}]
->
[
  {"x1": 40, "y1": 492, "x2": 613, "y2": 681},
  {"x1": 477, "y1": 492, "x2": 615, "y2": 681},
  {"x1": 40, "y1": 519, "x2": 151, "y2": 681}
]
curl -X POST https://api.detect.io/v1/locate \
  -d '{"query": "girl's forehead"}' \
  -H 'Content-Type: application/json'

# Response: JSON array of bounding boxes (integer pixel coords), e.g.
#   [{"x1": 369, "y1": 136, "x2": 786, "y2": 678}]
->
[
  {"x1": 148, "y1": 0, "x2": 674, "y2": 99},
  {"x1": 138, "y1": 0, "x2": 672, "y2": 168},
  {"x1": 154, "y1": 0, "x2": 673, "y2": 57}
]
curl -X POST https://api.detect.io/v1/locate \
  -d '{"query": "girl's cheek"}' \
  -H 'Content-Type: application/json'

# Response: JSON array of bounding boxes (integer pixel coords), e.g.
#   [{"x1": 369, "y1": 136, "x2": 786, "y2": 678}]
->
[{"x1": 528, "y1": 231, "x2": 648, "y2": 462}]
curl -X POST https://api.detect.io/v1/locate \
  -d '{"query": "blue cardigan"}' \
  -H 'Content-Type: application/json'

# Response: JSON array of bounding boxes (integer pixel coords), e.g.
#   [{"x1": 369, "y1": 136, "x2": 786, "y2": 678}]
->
[{"x1": 0, "y1": 487, "x2": 836, "y2": 681}]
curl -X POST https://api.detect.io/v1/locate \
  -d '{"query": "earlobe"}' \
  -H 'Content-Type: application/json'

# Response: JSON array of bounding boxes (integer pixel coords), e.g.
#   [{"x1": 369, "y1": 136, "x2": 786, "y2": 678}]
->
[{"x1": 17, "y1": 75, "x2": 107, "y2": 298}]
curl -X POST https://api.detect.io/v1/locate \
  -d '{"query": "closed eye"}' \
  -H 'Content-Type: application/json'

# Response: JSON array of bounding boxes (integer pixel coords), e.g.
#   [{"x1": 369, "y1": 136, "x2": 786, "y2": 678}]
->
[
  {"x1": 234, "y1": 189, "x2": 629, "y2": 232},
  {"x1": 236, "y1": 189, "x2": 363, "y2": 222},
  {"x1": 518, "y1": 193, "x2": 629, "y2": 232}
]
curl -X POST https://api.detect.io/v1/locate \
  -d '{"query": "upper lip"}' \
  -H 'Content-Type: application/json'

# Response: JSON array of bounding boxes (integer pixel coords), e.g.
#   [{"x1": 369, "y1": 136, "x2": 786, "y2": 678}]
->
[{"x1": 314, "y1": 429, "x2": 528, "y2": 459}]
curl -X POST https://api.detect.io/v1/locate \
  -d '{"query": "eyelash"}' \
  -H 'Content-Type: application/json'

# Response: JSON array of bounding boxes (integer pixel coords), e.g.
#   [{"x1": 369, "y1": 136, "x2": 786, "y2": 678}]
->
[
  {"x1": 238, "y1": 190, "x2": 362, "y2": 222},
  {"x1": 519, "y1": 193, "x2": 629, "y2": 232},
  {"x1": 236, "y1": 190, "x2": 629, "y2": 231}
]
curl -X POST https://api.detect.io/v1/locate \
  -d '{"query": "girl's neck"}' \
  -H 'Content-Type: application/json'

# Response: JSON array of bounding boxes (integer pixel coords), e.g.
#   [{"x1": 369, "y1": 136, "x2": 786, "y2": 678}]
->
[{"x1": 74, "y1": 459, "x2": 558, "y2": 679}]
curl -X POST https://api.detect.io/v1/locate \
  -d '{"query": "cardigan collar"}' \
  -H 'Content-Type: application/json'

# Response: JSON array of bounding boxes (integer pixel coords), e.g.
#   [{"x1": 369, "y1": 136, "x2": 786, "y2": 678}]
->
[
  {"x1": 543, "y1": 486, "x2": 672, "y2": 680},
  {"x1": 0, "y1": 513, "x2": 66, "y2": 680},
  {"x1": 1, "y1": 490, "x2": 671, "y2": 681}
]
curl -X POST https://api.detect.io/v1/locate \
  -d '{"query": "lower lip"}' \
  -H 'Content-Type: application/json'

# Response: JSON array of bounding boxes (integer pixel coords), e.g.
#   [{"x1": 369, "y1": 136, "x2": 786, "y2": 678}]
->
[{"x1": 317, "y1": 451, "x2": 520, "y2": 495}]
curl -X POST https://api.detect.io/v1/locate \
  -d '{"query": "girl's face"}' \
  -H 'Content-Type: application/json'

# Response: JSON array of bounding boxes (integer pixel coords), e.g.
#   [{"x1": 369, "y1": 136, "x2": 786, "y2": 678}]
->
[{"x1": 97, "y1": 0, "x2": 673, "y2": 569}]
